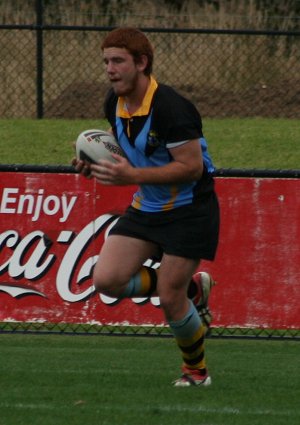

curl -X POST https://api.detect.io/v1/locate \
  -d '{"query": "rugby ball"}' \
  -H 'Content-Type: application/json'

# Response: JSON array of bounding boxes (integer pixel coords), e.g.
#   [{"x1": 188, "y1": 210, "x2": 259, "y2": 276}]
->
[{"x1": 76, "y1": 129, "x2": 125, "y2": 164}]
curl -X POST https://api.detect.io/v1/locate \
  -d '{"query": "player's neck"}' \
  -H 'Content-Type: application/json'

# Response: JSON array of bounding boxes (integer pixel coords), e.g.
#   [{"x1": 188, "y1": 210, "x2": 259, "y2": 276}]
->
[{"x1": 124, "y1": 75, "x2": 151, "y2": 115}]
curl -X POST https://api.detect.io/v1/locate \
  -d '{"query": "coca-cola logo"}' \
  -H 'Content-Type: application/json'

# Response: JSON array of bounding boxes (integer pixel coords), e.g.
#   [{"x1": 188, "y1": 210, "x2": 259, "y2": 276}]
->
[
  {"x1": 0, "y1": 181, "x2": 162, "y2": 320},
  {"x1": 0, "y1": 213, "x2": 160, "y2": 307}
]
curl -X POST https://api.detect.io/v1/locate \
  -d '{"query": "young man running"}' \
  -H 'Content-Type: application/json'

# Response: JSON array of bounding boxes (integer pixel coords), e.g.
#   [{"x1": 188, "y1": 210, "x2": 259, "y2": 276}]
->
[{"x1": 73, "y1": 27, "x2": 220, "y2": 387}]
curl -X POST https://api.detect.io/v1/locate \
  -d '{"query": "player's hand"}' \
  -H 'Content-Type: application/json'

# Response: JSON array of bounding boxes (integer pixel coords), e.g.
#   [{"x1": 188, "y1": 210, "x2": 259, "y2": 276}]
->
[
  {"x1": 71, "y1": 157, "x2": 92, "y2": 178},
  {"x1": 90, "y1": 154, "x2": 137, "y2": 185}
]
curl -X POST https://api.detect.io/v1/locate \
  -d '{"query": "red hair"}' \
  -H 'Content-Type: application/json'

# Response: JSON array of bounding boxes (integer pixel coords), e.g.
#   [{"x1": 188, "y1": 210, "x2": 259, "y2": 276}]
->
[{"x1": 101, "y1": 27, "x2": 154, "y2": 76}]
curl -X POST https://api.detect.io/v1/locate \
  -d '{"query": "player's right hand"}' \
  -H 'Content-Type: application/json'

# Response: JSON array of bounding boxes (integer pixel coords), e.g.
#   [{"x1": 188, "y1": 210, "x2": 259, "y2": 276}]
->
[{"x1": 71, "y1": 157, "x2": 92, "y2": 178}]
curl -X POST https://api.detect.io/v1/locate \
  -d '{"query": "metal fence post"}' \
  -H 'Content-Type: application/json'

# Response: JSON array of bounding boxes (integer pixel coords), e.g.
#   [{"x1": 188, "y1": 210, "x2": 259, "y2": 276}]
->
[{"x1": 36, "y1": 0, "x2": 44, "y2": 118}]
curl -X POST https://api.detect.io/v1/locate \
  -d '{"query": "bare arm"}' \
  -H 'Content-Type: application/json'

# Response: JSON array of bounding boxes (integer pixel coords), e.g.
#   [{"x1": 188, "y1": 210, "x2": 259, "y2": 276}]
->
[{"x1": 90, "y1": 139, "x2": 203, "y2": 186}]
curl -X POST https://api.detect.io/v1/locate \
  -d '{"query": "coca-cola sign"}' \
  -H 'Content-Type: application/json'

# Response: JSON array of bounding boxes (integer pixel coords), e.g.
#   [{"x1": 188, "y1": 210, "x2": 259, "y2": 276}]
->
[
  {"x1": 1, "y1": 171, "x2": 300, "y2": 329},
  {"x1": 0, "y1": 173, "x2": 164, "y2": 325}
]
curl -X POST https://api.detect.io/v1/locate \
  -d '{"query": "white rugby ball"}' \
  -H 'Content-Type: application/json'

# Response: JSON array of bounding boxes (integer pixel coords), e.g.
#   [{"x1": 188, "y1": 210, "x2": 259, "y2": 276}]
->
[{"x1": 76, "y1": 129, "x2": 124, "y2": 164}]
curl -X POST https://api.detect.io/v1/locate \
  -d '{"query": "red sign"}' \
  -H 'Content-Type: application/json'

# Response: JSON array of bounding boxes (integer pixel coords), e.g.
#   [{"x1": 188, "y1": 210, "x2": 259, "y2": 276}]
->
[{"x1": 0, "y1": 172, "x2": 299, "y2": 329}]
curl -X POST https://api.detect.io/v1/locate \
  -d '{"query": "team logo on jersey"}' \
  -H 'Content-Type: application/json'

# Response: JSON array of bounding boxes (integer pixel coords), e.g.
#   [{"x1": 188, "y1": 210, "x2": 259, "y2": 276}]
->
[
  {"x1": 147, "y1": 130, "x2": 160, "y2": 147},
  {"x1": 145, "y1": 130, "x2": 162, "y2": 157}
]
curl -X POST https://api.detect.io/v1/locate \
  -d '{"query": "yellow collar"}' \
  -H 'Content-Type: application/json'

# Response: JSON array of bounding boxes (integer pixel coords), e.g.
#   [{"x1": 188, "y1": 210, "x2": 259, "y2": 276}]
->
[{"x1": 117, "y1": 76, "x2": 158, "y2": 118}]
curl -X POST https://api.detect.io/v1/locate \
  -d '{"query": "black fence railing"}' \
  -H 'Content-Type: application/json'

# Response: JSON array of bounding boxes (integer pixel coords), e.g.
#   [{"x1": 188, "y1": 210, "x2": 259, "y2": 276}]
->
[
  {"x1": 0, "y1": 20, "x2": 299, "y2": 119},
  {"x1": 0, "y1": 164, "x2": 300, "y2": 178}
]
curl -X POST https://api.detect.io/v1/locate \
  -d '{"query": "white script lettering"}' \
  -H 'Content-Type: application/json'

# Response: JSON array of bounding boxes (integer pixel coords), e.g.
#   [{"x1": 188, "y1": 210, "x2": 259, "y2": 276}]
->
[
  {"x1": 0, "y1": 188, "x2": 77, "y2": 222},
  {"x1": 1, "y1": 230, "x2": 55, "y2": 279}
]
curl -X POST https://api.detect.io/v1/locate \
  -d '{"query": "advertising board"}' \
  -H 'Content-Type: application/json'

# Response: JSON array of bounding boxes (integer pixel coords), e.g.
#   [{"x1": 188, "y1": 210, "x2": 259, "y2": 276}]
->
[{"x1": 0, "y1": 172, "x2": 299, "y2": 329}]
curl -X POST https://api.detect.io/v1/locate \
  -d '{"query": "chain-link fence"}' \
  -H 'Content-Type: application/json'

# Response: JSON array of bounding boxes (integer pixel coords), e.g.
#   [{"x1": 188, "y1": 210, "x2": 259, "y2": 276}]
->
[
  {"x1": 1, "y1": 320, "x2": 299, "y2": 340},
  {"x1": 0, "y1": 25, "x2": 299, "y2": 119},
  {"x1": 1, "y1": 9, "x2": 300, "y2": 339}
]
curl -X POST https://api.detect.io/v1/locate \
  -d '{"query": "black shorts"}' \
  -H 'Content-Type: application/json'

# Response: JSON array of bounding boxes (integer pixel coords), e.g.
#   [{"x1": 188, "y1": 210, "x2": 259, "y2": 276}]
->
[{"x1": 109, "y1": 191, "x2": 220, "y2": 261}]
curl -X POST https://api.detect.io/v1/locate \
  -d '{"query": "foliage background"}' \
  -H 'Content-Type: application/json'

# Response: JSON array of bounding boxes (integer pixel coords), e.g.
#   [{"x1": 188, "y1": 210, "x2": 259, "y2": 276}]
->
[{"x1": 0, "y1": 0, "x2": 300, "y2": 30}]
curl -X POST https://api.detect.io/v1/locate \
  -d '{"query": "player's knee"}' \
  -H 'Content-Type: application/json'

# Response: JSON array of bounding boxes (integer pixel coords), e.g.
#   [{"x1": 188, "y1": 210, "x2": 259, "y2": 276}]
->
[
  {"x1": 159, "y1": 292, "x2": 187, "y2": 320},
  {"x1": 159, "y1": 293, "x2": 175, "y2": 315},
  {"x1": 93, "y1": 274, "x2": 125, "y2": 298}
]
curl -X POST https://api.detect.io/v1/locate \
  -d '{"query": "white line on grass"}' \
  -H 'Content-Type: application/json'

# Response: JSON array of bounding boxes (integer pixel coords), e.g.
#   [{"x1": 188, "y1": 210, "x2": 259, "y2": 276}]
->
[{"x1": 0, "y1": 402, "x2": 299, "y2": 419}]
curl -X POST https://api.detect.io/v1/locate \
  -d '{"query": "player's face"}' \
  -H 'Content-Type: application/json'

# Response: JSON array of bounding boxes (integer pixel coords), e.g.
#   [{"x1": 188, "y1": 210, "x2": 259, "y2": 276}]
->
[{"x1": 103, "y1": 48, "x2": 140, "y2": 97}]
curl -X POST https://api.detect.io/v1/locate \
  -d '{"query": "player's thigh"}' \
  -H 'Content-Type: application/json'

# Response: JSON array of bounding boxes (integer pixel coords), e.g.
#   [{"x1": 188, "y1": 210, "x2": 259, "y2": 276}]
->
[
  {"x1": 93, "y1": 234, "x2": 159, "y2": 284},
  {"x1": 158, "y1": 254, "x2": 199, "y2": 291}
]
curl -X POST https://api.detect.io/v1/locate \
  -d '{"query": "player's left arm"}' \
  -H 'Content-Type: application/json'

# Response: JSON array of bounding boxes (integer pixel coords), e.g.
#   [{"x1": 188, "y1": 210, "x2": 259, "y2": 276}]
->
[{"x1": 90, "y1": 139, "x2": 203, "y2": 186}]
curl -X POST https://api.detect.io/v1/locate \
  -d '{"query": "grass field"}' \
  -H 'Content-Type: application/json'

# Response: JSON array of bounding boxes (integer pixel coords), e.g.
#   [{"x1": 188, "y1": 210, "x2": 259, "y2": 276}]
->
[
  {"x1": 1, "y1": 118, "x2": 299, "y2": 169},
  {"x1": 0, "y1": 334, "x2": 299, "y2": 425}
]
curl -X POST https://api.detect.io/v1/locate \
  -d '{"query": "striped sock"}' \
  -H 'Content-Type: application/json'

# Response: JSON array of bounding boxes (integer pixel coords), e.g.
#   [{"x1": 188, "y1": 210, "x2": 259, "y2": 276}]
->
[
  {"x1": 169, "y1": 301, "x2": 206, "y2": 370},
  {"x1": 121, "y1": 270, "x2": 200, "y2": 300},
  {"x1": 120, "y1": 266, "x2": 157, "y2": 298}
]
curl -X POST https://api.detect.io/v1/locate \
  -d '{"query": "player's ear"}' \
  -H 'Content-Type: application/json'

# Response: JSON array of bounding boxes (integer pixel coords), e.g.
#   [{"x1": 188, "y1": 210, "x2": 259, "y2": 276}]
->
[{"x1": 136, "y1": 55, "x2": 148, "y2": 73}]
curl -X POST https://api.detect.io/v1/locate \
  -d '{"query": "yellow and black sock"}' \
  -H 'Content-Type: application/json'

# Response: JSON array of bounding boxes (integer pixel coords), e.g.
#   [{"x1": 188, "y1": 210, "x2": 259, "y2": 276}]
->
[
  {"x1": 120, "y1": 266, "x2": 158, "y2": 298},
  {"x1": 168, "y1": 300, "x2": 206, "y2": 370},
  {"x1": 121, "y1": 270, "x2": 200, "y2": 301}
]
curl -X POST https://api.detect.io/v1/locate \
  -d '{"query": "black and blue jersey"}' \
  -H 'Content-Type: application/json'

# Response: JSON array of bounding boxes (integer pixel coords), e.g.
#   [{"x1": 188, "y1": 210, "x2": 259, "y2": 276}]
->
[{"x1": 104, "y1": 77, "x2": 216, "y2": 212}]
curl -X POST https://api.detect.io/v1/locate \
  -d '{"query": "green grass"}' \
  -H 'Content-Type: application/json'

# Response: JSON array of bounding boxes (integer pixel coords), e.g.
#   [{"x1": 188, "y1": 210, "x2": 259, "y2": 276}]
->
[
  {"x1": 0, "y1": 119, "x2": 108, "y2": 166},
  {"x1": 0, "y1": 334, "x2": 299, "y2": 425},
  {"x1": 0, "y1": 118, "x2": 299, "y2": 169},
  {"x1": 205, "y1": 118, "x2": 300, "y2": 169}
]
